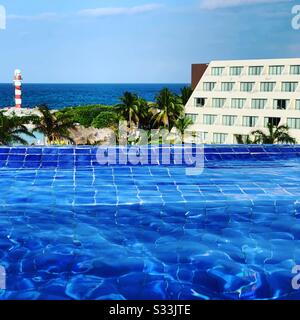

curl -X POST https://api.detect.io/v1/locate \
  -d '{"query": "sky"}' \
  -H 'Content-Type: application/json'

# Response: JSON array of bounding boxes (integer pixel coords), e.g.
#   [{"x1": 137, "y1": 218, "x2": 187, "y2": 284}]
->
[{"x1": 0, "y1": 0, "x2": 299, "y2": 83}]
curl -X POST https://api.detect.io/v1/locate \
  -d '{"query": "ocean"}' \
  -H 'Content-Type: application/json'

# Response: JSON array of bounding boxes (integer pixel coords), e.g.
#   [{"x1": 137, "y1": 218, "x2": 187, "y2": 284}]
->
[{"x1": 0, "y1": 83, "x2": 188, "y2": 110}]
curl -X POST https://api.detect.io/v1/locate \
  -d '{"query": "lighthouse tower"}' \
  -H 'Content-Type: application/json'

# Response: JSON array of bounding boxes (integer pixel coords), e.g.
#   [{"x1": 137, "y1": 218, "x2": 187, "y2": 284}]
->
[{"x1": 14, "y1": 69, "x2": 22, "y2": 109}]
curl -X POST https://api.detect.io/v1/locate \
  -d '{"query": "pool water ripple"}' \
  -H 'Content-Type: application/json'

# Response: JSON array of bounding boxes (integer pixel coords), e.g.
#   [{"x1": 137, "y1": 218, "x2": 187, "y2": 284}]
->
[{"x1": 0, "y1": 146, "x2": 300, "y2": 300}]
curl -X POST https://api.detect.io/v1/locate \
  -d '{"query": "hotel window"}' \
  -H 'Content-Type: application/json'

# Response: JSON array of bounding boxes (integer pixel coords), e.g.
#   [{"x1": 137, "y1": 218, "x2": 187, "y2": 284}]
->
[
  {"x1": 230, "y1": 66, "x2": 243, "y2": 76},
  {"x1": 273, "y1": 99, "x2": 289, "y2": 110},
  {"x1": 222, "y1": 115, "x2": 237, "y2": 126},
  {"x1": 290, "y1": 65, "x2": 300, "y2": 75},
  {"x1": 287, "y1": 118, "x2": 300, "y2": 129},
  {"x1": 195, "y1": 98, "x2": 206, "y2": 107},
  {"x1": 203, "y1": 114, "x2": 217, "y2": 125},
  {"x1": 211, "y1": 67, "x2": 225, "y2": 76},
  {"x1": 186, "y1": 113, "x2": 197, "y2": 123},
  {"x1": 201, "y1": 132, "x2": 208, "y2": 142},
  {"x1": 269, "y1": 65, "x2": 284, "y2": 75},
  {"x1": 296, "y1": 100, "x2": 300, "y2": 110},
  {"x1": 240, "y1": 82, "x2": 255, "y2": 92},
  {"x1": 264, "y1": 117, "x2": 281, "y2": 127},
  {"x1": 203, "y1": 82, "x2": 216, "y2": 91},
  {"x1": 212, "y1": 98, "x2": 226, "y2": 108},
  {"x1": 282, "y1": 82, "x2": 298, "y2": 92},
  {"x1": 260, "y1": 82, "x2": 276, "y2": 92},
  {"x1": 249, "y1": 66, "x2": 263, "y2": 75},
  {"x1": 213, "y1": 133, "x2": 227, "y2": 144},
  {"x1": 221, "y1": 82, "x2": 235, "y2": 92},
  {"x1": 231, "y1": 98, "x2": 246, "y2": 109},
  {"x1": 252, "y1": 99, "x2": 267, "y2": 109},
  {"x1": 243, "y1": 116, "x2": 258, "y2": 127}
]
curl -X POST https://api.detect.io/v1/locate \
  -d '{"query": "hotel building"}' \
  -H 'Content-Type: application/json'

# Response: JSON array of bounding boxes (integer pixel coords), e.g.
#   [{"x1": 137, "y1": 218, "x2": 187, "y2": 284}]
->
[{"x1": 185, "y1": 58, "x2": 300, "y2": 144}]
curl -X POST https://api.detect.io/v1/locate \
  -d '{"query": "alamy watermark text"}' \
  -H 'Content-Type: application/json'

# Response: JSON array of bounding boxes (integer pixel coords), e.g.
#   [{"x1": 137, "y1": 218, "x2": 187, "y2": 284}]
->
[
  {"x1": 0, "y1": 265, "x2": 5, "y2": 290},
  {"x1": 292, "y1": 5, "x2": 300, "y2": 30},
  {"x1": 292, "y1": 265, "x2": 300, "y2": 290}
]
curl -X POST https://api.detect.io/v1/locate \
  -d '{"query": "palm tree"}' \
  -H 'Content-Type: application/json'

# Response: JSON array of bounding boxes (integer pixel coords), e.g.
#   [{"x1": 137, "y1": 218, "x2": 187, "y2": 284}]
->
[
  {"x1": 115, "y1": 92, "x2": 140, "y2": 129},
  {"x1": 135, "y1": 98, "x2": 150, "y2": 130},
  {"x1": 0, "y1": 112, "x2": 35, "y2": 145},
  {"x1": 179, "y1": 86, "x2": 193, "y2": 105},
  {"x1": 32, "y1": 105, "x2": 75, "y2": 145},
  {"x1": 174, "y1": 116, "x2": 193, "y2": 136},
  {"x1": 250, "y1": 123, "x2": 296, "y2": 144},
  {"x1": 151, "y1": 88, "x2": 184, "y2": 131},
  {"x1": 235, "y1": 134, "x2": 257, "y2": 145}
]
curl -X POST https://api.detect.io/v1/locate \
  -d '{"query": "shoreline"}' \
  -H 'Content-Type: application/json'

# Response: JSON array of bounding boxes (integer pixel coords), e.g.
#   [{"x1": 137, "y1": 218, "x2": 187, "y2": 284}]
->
[{"x1": 2, "y1": 107, "x2": 57, "y2": 117}]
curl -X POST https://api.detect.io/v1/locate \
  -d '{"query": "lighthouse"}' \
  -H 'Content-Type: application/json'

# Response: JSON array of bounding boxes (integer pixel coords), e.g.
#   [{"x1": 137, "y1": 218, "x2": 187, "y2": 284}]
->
[{"x1": 14, "y1": 69, "x2": 22, "y2": 109}]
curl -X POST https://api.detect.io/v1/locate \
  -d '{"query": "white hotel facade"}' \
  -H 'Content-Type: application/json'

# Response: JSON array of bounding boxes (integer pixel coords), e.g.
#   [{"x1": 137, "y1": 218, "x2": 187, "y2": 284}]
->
[{"x1": 185, "y1": 58, "x2": 300, "y2": 144}]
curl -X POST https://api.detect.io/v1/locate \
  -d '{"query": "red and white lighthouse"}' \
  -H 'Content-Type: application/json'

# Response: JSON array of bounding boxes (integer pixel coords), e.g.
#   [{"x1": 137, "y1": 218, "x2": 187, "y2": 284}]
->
[{"x1": 14, "y1": 69, "x2": 22, "y2": 109}]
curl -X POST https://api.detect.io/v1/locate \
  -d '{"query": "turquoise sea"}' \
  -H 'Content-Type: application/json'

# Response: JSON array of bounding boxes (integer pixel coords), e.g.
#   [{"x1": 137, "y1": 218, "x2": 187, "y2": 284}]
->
[{"x1": 0, "y1": 83, "x2": 188, "y2": 109}]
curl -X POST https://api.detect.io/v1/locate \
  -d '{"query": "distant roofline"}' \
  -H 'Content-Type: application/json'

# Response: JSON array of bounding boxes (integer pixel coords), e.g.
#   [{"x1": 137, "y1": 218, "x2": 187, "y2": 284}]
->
[{"x1": 202, "y1": 57, "x2": 300, "y2": 64}]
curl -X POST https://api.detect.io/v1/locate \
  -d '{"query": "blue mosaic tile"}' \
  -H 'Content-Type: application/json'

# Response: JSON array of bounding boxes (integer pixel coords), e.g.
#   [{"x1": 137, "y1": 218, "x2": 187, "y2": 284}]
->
[
  {"x1": 75, "y1": 148, "x2": 91, "y2": 154},
  {"x1": 205, "y1": 154, "x2": 222, "y2": 161},
  {"x1": 12, "y1": 148, "x2": 27, "y2": 154},
  {"x1": 58, "y1": 148, "x2": 75, "y2": 155},
  {"x1": 26, "y1": 148, "x2": 43, "y2": 155},
  {"x1": 42, "y1": 148, "x2": 59, "y2": 155},
  {"x1": 0, "y1": 154, "x2": 8, "y2": 161},
  {"x1": 42, "y1": 155, "x2": 58, "y2": 161},
  {"x1": 25, "y1": 155, "x2": 42, "y2": 162},
  {"x1": 0, "y1": 148, "x2": 10, "y2": 154},
  {"x1": 0, "y1": 145, "x2": 300, "y2": 300}
]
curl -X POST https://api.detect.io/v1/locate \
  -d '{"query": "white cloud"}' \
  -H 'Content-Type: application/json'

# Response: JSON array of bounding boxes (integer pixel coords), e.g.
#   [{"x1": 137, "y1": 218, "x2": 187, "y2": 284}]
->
[
  {"x1": 7, "y1": 3, "x2": 163, "y2": 22},
  {"x1": 8, "y1": 12, "x2": 58, "y2": 21},
  {"x1": 78, "y1": 4, "x2": 163, "y2": 17},
  {"x1": 201, "y1": 0, "x2": 292, "y2": 10}
]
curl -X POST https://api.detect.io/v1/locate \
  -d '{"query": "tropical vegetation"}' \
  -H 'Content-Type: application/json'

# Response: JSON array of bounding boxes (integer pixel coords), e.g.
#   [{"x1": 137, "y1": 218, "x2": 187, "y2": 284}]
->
[
  {"x1": 2, "y1": 85, "x2": 296, "y2": 146},
  {"x1": 174, "y1": 116, "x2": 194, "y2": 137},
  {"x1": 180, "y1": 86, "x2": 193, "y2": 105},
  {"x1": 32, "y1": 105, "x2": 76, "y2": 145},
  {"x1": 0, "y1": 87, "x2": 296, "y2": 145},
  {"x1": 236, "y1": 123, "x2": 296, "y2": 145},
  {"x1": 251, "y1": 123, "x2": 296, "y2": 144},
  {"x1": 57, "y1": 104, "x2": 117, "y2": 128},
  {"x1": 91, "y1": 111, "x2": 120, "y2": 130},
  {"x1": 115, "y1": 91, "x2": 140, "y2": 129},
  {"x1": 151, "y1": 88, "x2": 185, "y2": 131},
  {"x1": 0, "y1": 111, "x2": 35, "y2": 145}
]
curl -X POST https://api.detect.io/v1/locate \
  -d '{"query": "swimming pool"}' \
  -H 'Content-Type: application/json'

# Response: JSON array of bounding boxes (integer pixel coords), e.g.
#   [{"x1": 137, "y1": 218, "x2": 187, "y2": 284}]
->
[{"x1": 0, "y1": 145, "x2": 300, "y2": 300}]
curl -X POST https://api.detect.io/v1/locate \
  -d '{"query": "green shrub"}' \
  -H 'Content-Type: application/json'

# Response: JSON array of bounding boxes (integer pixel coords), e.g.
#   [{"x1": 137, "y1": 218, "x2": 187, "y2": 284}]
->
[
  {"x1": 56, "y1": 105, "x2": 117, "y2": 127},
  {"x1": 92, "y1": 112, "x2": 119, "y2": 129}
]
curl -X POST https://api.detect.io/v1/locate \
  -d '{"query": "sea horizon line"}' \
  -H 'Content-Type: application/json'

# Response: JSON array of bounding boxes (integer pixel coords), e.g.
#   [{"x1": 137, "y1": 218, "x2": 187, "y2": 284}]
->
[{"x1": 0, "y1": 82, "x2": 189, "y2": 85}]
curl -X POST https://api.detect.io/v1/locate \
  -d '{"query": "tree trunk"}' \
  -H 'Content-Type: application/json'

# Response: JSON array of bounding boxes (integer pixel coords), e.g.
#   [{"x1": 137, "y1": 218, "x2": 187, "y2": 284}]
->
[{"x1": 129, "y1": 111, "x2": 131, "y2": 131}]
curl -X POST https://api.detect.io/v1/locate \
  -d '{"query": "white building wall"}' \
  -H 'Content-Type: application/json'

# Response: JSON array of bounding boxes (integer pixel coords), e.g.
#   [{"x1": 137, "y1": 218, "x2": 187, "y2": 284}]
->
[{"x1": 185, "y1": 58, "x2": 300, "y2": 144}]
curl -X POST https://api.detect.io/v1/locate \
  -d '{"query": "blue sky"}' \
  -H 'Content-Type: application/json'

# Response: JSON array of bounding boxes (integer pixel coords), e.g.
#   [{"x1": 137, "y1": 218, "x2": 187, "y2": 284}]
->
[{"x1": 0, "y1": 0, "x2": 299, "y2": 83}]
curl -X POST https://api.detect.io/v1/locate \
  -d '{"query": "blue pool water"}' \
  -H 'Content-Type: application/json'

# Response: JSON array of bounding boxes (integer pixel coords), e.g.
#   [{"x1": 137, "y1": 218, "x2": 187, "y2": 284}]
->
[
  {"x1": 0, "y1": 145, "x2": 300, "y2": 300},
  {"x1": 0, "y1": 83, "x2": 187, "y2": 109}
]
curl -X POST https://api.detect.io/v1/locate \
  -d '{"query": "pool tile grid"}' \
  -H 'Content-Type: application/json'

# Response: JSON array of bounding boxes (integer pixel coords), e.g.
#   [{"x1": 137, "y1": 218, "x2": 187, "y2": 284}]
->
[
  {"x1": 1, "y1": 145, "x2": 300, "y2": 300},
  {"x1": 0, "y1": 146, "x2": 298, "y2": 170}
]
